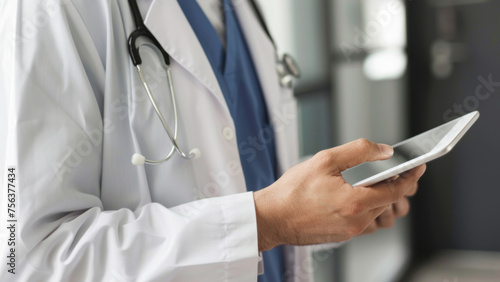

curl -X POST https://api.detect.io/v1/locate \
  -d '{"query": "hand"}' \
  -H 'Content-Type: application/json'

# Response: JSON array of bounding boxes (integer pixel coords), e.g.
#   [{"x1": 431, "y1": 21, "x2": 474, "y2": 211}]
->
[
  {"x1": 254, "y1": 139, "x2": 426, "y2": 251},
  {"x1": 361, "y1": 173, "x2": 419, "y2": 234},
  {"x1": 361, "y1": 197, "x2": 411, "y2": 234}
]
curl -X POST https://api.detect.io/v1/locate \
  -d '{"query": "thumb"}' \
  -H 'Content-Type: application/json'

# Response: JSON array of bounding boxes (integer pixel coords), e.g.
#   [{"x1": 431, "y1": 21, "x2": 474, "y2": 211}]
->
[{"x1": 324, "y1": 139, "x2": 393, "y2": 173}]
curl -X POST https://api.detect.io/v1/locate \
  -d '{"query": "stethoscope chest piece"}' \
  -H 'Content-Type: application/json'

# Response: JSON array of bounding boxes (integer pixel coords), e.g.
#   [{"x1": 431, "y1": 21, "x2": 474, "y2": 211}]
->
[{"x1": 276, "y1": 53, "x2": 301, "y2": 88}]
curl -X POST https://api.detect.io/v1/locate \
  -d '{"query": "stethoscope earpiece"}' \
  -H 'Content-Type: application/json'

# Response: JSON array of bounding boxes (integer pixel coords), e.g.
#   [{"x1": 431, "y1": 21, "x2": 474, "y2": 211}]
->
[
  {"x1": 132, "y1": 153, "x2": 146, "y2": 166},
  {"x1": 132, "y1": 148, "x2": 200, "y2": 166},
  {"x1": 188, "y1": 148, "x2": 201, "y2": 160}
]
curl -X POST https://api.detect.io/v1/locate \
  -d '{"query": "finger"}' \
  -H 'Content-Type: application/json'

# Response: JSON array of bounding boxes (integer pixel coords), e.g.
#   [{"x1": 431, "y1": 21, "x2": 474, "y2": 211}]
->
[
  {"x1": 352, "y1": 205, "x2": 387, "y2": 236},
  {"x1": 392, "y1": 197, "x2": 410, "y2": 217},
  {"x1": 322, "y1": 139, "x2": 393, "y2": 173},
  {"x1": 406, "y1": 182, "x2": 419, "y2": 197},
  {"x1": 355, "y1": 164, "x2": 426, "y2": 210},
  {"x1": 366, "y1": 205, "x2": 388, "y2": 223},
  {"x1": 376, "y1": 207, "x2": 395, "y2": 228},
  {"x1": 361, "y1": 220, "x2": 378, "y2": 235},
  {"x1": 387, "y1": 175, "x2": 400, "y2": 182},
  {"x1": 398, "y1": 164, "x2": 425, "y2": 197}
]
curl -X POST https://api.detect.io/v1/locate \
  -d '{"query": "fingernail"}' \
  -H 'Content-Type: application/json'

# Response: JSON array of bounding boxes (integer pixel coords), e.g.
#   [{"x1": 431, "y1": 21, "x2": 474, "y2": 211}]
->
[
  {"x1": 378, "y1": 144, "x2": 393, "y2": 157},
  {"x1": 387, "y1": 175, "x2": 400, "y2": 182}
]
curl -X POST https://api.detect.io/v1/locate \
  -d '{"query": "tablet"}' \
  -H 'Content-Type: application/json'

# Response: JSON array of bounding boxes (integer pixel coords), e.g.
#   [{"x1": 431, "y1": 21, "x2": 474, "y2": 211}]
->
[{"x1": 341, "y1": 111, "x2": 480, "y2": 187}]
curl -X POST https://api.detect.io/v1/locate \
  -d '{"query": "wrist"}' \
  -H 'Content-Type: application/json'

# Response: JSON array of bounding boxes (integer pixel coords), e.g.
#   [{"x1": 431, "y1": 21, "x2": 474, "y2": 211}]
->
[{"x1": 253, "y1": 188, "x2": 283, "y2": 251}]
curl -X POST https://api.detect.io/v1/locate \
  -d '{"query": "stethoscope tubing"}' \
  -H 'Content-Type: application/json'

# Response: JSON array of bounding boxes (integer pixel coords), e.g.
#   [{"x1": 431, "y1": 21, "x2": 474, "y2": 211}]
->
[
  {"x1": 136, "y1": 65, "x2": 194, "y2": 165},
  {"x1": 127, "y1": 0, "x2": 299, "y2": 165}
]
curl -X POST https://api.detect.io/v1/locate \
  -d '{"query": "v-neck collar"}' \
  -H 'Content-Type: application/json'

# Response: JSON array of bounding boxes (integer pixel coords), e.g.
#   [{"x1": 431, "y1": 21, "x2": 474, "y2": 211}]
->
[
  {"x1": 222, "y1": 0, "x2": 238, "y2": 76},
  {"x1": 177, "y1": 0, "x2": 244, "y2": 78},
  {"x1": 177, "y1": 0, "x2": 227, "y2": 73}
]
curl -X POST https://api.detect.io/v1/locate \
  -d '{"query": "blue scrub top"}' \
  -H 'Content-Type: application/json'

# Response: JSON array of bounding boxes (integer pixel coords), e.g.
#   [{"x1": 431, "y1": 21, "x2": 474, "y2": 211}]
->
[{"x1": 178, "y1": 0, "x2": 285, "y2": 281}]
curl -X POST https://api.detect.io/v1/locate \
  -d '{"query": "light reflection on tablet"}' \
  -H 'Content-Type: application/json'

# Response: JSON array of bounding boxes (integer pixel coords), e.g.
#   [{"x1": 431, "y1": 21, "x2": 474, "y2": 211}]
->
[{"x1": 341, "y1": 120, "x2": 457, "y2": 186}]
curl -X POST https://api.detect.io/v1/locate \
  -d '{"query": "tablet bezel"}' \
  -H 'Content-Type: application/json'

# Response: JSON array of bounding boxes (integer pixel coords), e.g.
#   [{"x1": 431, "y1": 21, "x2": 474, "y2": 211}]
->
[{"x1": 348, "y1": 111, "x2": 480, "y2": 187}]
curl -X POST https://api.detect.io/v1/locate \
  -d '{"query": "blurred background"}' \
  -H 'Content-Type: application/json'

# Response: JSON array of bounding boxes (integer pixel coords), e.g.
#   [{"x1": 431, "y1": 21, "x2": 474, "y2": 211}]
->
[{"x1": 256, "y1": 0, "x2": 500, "y2": 281}]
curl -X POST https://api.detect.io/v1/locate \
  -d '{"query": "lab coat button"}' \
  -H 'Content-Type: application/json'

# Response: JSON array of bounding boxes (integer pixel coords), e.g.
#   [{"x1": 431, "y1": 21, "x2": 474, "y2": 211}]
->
[{"x1": 222, "y1": 127, "x2": 235, "y2": 141}]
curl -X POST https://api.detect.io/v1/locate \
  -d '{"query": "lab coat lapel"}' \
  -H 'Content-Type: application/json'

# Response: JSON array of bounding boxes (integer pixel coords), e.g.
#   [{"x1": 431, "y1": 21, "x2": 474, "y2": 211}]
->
[
  {"x1": 143, "y1": 0, "x2": 228, "y2": 114},
  {"x1": 233, "y1": 2, "x2": 312, "y2": 282},
  {"x1": 232, "y1": 0, "x2": 280, "y2": 120},
  {"x1": 233, "y1": 0, "x2": 300, "y2": 175}
]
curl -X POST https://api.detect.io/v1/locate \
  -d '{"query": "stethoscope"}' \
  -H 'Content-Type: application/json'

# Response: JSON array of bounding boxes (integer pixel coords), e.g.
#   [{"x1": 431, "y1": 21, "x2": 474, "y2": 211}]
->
[{"x1": 128, "y1": 0, "x2": 300, "y2": 166}]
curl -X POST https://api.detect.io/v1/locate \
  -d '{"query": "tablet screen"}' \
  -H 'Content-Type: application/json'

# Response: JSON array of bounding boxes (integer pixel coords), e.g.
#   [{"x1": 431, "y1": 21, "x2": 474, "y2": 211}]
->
[{"x1": 341, "y1": 120, "x2": 458, "y2": 185}]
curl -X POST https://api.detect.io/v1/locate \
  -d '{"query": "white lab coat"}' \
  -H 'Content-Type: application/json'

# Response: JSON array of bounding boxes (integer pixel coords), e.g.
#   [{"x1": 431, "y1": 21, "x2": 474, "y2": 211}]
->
[{"x1": 0, "y1": 0, "x2": 320, "y2": 281}]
